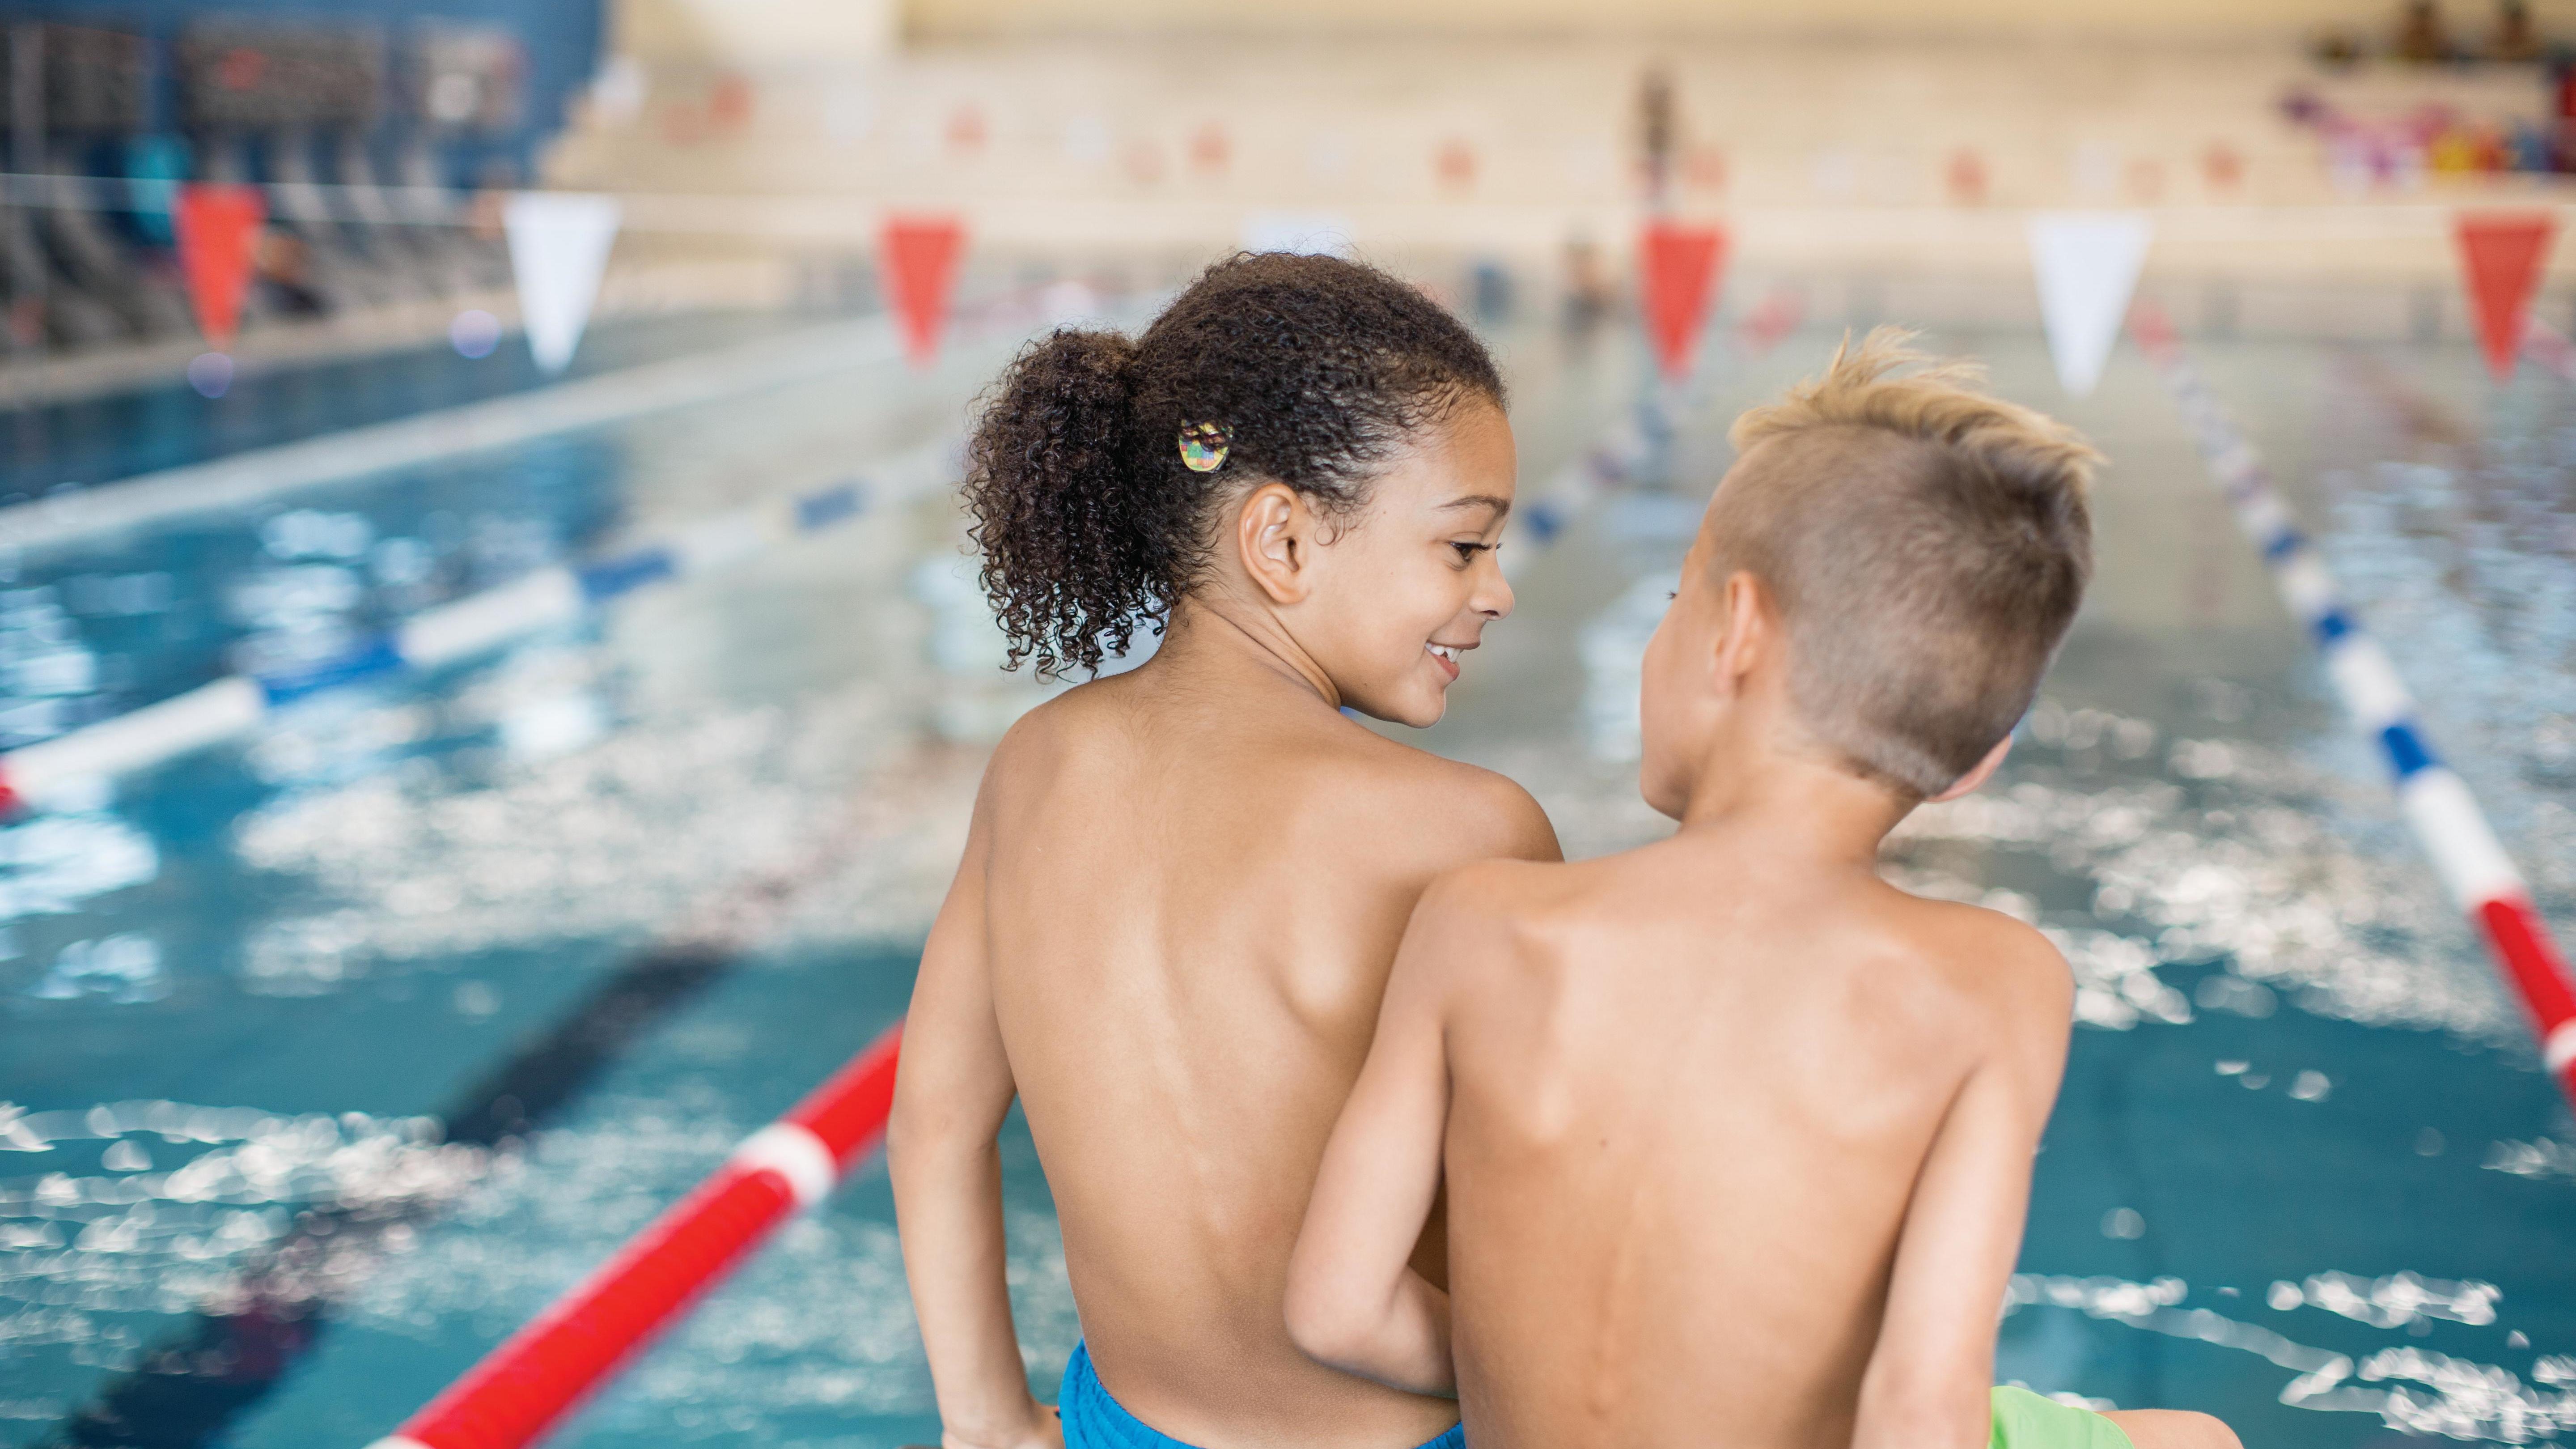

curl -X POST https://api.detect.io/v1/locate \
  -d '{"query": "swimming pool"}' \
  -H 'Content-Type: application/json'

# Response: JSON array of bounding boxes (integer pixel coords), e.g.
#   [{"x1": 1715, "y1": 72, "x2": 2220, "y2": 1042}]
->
[{"x1": 0, "y1": 306, "x2": 2568, "y2": 1449}]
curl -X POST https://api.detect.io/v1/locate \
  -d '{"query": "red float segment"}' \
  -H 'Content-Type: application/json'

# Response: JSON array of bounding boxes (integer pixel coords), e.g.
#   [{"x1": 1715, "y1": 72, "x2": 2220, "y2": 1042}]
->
[
  {"x1": 377, "y1": 1021, "x2": 904, "y2": 1449},
  {"x1": 2477, "y1": 897, "x2": 2576, "y2": 1095},
  {"x1": 397, "y1": 1169, "x2": 798, "y2": 1449},
  {"x1": 784, "y1": 1023, "x2": 906, "y2": 1168}
]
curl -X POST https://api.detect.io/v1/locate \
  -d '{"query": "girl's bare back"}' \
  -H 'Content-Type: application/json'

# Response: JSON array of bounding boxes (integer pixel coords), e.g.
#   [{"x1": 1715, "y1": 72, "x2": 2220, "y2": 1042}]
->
[
  {"x1": 891, "y1": 252, "x2": 1549, "y2": 1449},
  {"x1": 977, "y1": 663, "x2": 1542, "y2": 1447}
]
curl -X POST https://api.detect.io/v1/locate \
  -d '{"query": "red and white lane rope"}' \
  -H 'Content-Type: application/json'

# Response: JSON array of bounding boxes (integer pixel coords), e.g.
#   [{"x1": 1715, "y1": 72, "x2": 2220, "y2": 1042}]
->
[
  {"x1": 2131, "y1": 299, "x2": 2576, "y2": 1107},
  {"x1": 367, "y1": 1023, "x2": 903, "y2": 1449}
]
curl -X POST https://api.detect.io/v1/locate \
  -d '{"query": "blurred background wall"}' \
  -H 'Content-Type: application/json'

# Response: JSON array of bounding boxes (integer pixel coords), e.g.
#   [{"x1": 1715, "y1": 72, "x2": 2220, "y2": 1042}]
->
[
  {"x1": 0, "y1": 0, "x2": 606, "y2": 183},
  {"x1": 903, "y1": 0, "x2": 2567, "y2": 42},
  {"x1": 0, "y1": 0, "x2": 2573, "y2": 392}
]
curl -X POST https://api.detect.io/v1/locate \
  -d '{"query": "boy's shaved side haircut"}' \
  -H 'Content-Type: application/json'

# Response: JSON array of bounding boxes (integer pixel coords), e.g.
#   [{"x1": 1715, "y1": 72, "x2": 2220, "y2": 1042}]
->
[{"x1": 1715, "y1": 327, "x2": 2099, "y2": 798}]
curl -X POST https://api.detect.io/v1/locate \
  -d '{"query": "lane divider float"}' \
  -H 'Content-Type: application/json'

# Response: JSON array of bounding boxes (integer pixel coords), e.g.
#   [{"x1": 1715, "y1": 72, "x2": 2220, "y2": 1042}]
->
[
  {"x1": 2131, "y1": 298, "x2": 2576, "y2": 1106},
  {"x1": 0, "y1": 437, "x2": 956, "y2": 816},
  {"x1": 366, "y1": 1023, "x2": 903, "y2": 1449},
  {"x1": 1510, "y1": 285, "x2": 1805, "y2": 567}
]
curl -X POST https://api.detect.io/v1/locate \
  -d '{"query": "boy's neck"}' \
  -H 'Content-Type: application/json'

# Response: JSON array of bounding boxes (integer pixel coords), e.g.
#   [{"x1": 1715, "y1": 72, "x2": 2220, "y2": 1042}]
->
[{"x1": 1674, "y1": 735, "x2": 1913, "y2": 873}]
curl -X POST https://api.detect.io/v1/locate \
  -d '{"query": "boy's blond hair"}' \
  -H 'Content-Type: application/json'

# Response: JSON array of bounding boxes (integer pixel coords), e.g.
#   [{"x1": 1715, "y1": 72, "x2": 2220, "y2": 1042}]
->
[{"x1": 1712, "y1": 327, "x2": 2098, "y2": 797}]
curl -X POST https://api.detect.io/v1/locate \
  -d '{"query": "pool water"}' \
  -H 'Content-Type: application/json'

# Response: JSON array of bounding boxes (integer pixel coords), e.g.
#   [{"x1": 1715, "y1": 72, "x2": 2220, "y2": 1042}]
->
[{"x1": 0, "y1": 306, "x2": 2570, "y2": 1449}]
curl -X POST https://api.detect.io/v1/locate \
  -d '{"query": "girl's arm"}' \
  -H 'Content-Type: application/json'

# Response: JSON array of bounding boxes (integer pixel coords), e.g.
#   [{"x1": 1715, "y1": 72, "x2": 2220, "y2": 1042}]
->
[
  {"x1": 1852, "y1": 940, "x2": 2073, "y2": 1449},
  {"x1": 1283, "y1": 887, "x2": 1465, "y2": 1397},
  {"x1": 889, "y1": 805, "x2": 1058, "y2": 1449}
]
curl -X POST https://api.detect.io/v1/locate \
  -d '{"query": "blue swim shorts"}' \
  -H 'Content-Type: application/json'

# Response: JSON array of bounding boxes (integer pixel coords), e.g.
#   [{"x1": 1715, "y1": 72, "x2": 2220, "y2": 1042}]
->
[{"x1": 1058, "y1": 1341, "x2": 1466, "y2": 1449}]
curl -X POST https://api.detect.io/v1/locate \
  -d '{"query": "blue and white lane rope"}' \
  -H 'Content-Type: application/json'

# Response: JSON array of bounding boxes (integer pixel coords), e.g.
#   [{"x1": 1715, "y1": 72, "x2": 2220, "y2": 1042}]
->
[
  {"x1": 2130, "y1": 299, "x2": 2576, "y2": 1107},
  {"x1": 0, "y1": 436, "x2": 960, "y2": 815},
  {"x1": 1507, "y1": 285, "x2": 1806, "y2": 573}
]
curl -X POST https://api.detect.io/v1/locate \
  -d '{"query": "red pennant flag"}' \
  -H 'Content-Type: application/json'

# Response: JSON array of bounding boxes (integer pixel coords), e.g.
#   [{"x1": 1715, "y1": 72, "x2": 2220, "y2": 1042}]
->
[
  {"x1": 1639, "y1": 220, "x2": 1727, "y2": 381},
  {"x1": 2457, "y1": 210, "x2": 2556, "y2": 380},
  {"x1": 882, "y1": 215, "x2": 965, "y2": 367},
  {"x1": 174, "y1": 183, "x2": 264, "y2": 350}
]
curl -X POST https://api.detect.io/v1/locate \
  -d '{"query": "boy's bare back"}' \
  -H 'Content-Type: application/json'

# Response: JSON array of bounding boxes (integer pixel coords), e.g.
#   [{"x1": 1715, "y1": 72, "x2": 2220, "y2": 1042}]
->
[
  {"x1": 1289, "y1": 335, "x2": 2236, "y2": 1449},
  {"x1": 951, "y1": 657, "x2": 1548, "y2": 1448},
  {"x1": 1421, "y1": 832, "x2": 2069, "y2": 1449}
]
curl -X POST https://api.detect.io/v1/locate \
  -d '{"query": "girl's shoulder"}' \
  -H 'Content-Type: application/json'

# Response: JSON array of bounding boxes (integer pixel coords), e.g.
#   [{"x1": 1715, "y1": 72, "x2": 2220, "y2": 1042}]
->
[{"x1": 1306, "y1": 727, "x2": 1561, "y2": 869}]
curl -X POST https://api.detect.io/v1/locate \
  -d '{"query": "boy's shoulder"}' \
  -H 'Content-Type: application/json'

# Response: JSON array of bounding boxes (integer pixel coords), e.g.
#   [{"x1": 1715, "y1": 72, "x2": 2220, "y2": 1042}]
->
[
  {"x1": 1403, "y1": 853, "x2": 1599, "y2": 972},
  {"x1": 1879, "y1": 887, "x2": 2076, "y2": 1038}
]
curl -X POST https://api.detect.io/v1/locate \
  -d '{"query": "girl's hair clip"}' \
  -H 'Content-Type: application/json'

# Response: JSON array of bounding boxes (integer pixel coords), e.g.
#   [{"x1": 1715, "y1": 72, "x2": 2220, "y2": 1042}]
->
[{"x1": 1178, "y1": 421, "x2": 1231, "y2": 472}]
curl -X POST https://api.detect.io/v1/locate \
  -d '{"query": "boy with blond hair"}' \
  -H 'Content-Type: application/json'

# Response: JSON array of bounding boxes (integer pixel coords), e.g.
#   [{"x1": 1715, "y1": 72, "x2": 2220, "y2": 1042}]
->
[{"x1": 1284, "y1": 332, "x2": 2240, "y2": 1449}]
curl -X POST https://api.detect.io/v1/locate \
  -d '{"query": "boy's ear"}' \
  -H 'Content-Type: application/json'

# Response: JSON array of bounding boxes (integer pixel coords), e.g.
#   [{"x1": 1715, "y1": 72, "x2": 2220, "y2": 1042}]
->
[
  {"x1": 1929, "y1": 734, "x2": 2013, "y2": 803},
  {"x1": 1237, "y1": 482, "x2": 1313, "y2": 605},
  {"x1": 1711, "y1": 570, "x2": 1770, "y2": 691}
]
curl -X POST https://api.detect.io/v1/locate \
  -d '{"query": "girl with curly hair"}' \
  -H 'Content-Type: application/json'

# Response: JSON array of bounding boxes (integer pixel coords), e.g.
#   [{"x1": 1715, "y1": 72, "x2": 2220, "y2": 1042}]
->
[{"x1": 889, "y1": 251, "x2": 1559, "y2": 1449}]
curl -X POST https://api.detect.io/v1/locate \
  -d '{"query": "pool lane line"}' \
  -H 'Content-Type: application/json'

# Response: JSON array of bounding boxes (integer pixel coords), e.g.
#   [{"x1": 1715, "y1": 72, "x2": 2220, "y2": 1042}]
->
[
  {"x1": 0, "y1": 315, "x2": 890, "y2": 557},
  {"x1": 0, "y1": 434, "x2": 959, "y2": 816},
  {"x1": 1507, "y1": 284, "x2": 1806, "y2": 569},
  {"x1": 364, "y1": 1025, "x2": 902, "y2": 1449},
  {"x1": 46, "y1": 944, "x2": 738, "y2": 1449},
  {"x1": 2130, "y1": 299, "x2": 2576, "y2": 1109},
  {"x1": 0, "y1": 276, "x2": 1094, "y2": 561},
  {"x1": 44, "y1": 774, "x2": 912, "y2": 1448}
]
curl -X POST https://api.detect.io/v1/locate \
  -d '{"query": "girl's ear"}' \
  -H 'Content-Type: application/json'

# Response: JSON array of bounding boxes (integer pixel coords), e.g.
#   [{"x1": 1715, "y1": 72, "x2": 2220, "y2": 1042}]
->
[{"x1": 1237, "y1": 482, "x2": 1314, "y2": 605}]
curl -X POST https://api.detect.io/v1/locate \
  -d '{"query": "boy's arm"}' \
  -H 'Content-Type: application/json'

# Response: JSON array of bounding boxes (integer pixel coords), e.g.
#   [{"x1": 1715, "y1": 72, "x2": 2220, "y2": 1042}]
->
[
  {"x1": 1284, "y1": 885, "x2": 1469, "y2": 1397},
  {"x1": 888, "y1": 803, "x2": 1059, "y2": 1449},
  {"x1": 1853, "y1": 935, "x2": 2073, "y2": 1449}
]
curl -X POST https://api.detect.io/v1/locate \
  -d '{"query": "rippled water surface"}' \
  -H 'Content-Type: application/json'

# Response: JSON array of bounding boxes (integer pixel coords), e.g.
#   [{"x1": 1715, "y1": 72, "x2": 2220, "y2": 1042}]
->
[{"x1": 1, "y1": 311, "x2": 2569, "y2": 1449}]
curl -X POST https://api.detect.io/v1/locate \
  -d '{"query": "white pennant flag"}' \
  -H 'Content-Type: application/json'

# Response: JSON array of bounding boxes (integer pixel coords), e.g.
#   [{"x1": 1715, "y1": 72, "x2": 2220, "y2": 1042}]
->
[
  {"x1": 2027, "y1": 212, "x2": 2152, "y2": 397},
  {"x1": 504, "y1": 192, "x2": 623, "y2": 374}
]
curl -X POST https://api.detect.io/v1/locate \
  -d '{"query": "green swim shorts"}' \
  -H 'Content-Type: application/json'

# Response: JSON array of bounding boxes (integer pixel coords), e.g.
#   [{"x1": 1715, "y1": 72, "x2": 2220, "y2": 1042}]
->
[{"x1": 1991, "y1": 1385, "x2": 2135, "y2": 1449}]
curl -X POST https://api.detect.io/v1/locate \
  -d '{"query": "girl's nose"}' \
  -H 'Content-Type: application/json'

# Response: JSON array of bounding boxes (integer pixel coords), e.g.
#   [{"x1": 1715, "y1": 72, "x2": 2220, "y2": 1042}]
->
[{"x1": 1474, "y1": 559, "x2": 1515, "y2": 620}]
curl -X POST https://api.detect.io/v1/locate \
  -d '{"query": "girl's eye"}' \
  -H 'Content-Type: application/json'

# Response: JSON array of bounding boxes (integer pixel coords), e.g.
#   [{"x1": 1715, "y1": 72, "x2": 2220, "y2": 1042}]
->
[{"x1": 1450, "y1": 541, "x2": 1487, "y2": 564}]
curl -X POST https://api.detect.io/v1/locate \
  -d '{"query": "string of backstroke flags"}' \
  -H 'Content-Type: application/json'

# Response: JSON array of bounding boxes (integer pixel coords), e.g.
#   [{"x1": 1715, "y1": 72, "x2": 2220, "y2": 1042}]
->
[{"x1": 30, "y1": 174, "x2": 2576, "y2": 1102}]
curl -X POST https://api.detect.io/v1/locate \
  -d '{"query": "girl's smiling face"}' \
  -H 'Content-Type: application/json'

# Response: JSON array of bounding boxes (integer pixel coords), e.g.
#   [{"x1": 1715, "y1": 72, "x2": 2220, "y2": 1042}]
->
[{"x1": 1292, "y1": 398, "x2": 1518, "y2": 727}]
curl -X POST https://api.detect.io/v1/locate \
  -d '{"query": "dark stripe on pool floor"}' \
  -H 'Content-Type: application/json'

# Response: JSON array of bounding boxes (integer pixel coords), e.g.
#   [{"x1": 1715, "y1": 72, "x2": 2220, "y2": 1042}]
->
[{"x1": 42, "y1": 942, "x2": 737, "y2": 1449}]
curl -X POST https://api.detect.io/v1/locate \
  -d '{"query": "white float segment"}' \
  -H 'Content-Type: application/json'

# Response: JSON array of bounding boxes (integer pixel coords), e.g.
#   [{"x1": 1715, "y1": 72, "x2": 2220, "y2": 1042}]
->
[
  {"x1": 5, "y1": 677, "x2": 266, "y2": 801},
  {"x1": 730, "y1": 1122, "x2": 839, "y2": 1210},
  {"x1": 2212, "y1": 442, "x2": 2261, "y2": 487},
  {"x1": 398, "y1": 567, "x2": 587, "y2": 669},
  {"x1": 2271, "y1": 552, "x2": 2340, "y2": 628},
  {"x1": 2548, "y1": 1020, "x2": 2576, "y2": 1074},
  {"x1": 0, "y1": 433, "x2": 971, "y2": 806},
  {"x1": 2398, "y1": 768, "x2": 2528, "y2": 911},
  {"x1": 362, "y1": 1438, "x2": 432, "y2": 1449},
  {"x1": 669, "y1": 508, "x2": 776, "y2": 575},
  {"x1": 2236, "y1": 492, "x2": 2293, "y2": 549},
  {"x1": 2322, "y1": 636, "x2": 2418, "y2": 734}
]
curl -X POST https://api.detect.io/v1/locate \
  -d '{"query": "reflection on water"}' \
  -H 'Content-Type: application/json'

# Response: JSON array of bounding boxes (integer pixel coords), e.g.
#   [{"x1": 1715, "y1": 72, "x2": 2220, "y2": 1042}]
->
[{"x1": 2, "y1": 326, "x2": 2574, "y2": 1449}]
